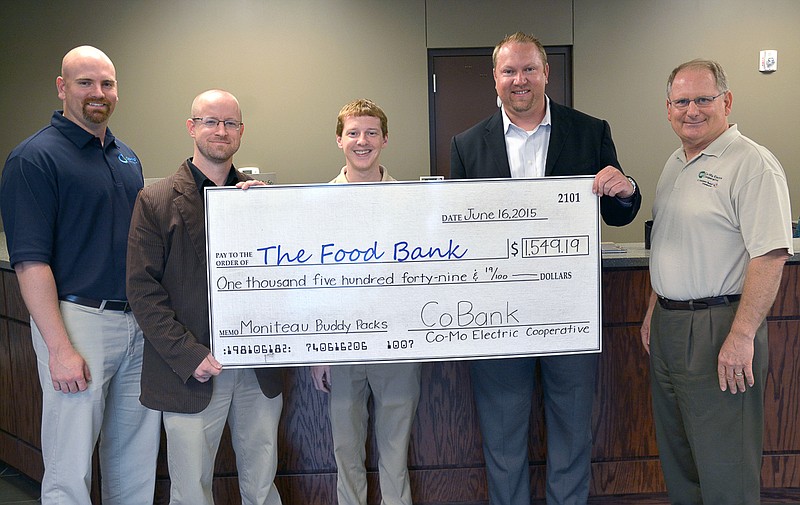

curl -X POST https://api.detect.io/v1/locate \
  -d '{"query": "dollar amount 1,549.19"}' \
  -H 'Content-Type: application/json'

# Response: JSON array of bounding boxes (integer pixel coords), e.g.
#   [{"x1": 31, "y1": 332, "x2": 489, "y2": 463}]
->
[{"x1": 520, "y1": 236, "x2": 589, "y2": 258}]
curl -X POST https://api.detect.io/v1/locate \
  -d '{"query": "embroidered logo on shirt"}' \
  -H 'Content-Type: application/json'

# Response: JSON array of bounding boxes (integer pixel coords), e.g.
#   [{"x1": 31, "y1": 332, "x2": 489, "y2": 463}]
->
[
  {"x1": 118, "y1": 153, "x2": 140, "y2": 165},
  {"x1": 696, "y1": 170, "x2": 721, "y2": 188}
]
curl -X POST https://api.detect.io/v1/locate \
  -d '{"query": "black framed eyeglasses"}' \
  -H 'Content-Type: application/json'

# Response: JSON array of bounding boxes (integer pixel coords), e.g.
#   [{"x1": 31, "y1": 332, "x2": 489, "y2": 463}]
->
[{"x1": 191, "y1": 117, "x2": 243, "y2": 130}]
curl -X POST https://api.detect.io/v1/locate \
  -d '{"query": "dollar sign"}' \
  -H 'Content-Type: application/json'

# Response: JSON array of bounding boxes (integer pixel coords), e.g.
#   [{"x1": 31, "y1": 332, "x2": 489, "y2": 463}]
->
[
  {"x1": 473, "y1": 270, "x2": 479, "y2": 281},
  {"x1": 511, "y1": 241, "x2": 519, "y2": 256}
]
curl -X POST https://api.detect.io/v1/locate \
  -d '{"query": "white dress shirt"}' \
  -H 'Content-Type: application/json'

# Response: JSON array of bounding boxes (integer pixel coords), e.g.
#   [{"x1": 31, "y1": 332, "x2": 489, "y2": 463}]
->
[{"x1": 501, "y1": 95, "x2": 552, "y2": 179}]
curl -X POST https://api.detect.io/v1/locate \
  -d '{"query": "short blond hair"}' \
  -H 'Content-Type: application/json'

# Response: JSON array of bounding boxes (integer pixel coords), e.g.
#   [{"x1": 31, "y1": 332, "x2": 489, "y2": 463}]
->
[
  {"x1": 336, "y1": 99, "x2": 388, "y2": 137},
  {"x1": 493, "y1": 32, "x2": 548, "y2": 68}
]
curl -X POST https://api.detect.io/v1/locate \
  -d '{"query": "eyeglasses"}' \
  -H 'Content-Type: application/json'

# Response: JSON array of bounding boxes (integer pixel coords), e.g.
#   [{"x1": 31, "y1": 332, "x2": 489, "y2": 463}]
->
[
  {"x1": 668, "y1": 91, "x2": 726, "y2": 110},
  {"x1": 191, "y1": 117, "x2": 243, "y2": 130}
]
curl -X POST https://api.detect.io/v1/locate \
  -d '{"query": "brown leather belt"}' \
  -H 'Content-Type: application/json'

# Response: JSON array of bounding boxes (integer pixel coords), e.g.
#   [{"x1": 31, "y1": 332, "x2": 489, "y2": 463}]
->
[
  {"x1": 658, "y1": 294, "x2": 741, "y2": 311},
  {"x1": 61, "y1": 294, "x2": 132, "y2": 312}
]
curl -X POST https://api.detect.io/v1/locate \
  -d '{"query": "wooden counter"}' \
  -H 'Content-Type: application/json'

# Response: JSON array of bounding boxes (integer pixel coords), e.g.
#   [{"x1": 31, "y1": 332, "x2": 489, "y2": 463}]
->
[{"x1": 1, "y1": 238, "x2": 798, "y2": 504}]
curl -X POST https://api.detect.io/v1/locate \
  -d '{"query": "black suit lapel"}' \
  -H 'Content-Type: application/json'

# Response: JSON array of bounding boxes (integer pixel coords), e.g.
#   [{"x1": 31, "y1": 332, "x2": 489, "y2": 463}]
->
[
  {"x1": 545, "y1": 102, "x2": 570, "y2": 176},
  {"x1": 485, "y1": 110, "x2": 512, "y2": 178}
]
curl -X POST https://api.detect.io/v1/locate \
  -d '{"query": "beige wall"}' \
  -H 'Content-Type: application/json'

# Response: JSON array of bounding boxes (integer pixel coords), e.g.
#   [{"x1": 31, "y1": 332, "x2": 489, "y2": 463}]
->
[
  {"x1": 426, "y1": 0, "x2": 573, "y2": 47},
  {"x1": 1, "y1": 0, "x2": 798, "y2": 243},
  {"x1": 0, "y1": 0, "x2": 430, "y2": 187},
  {"x1": 574, "y1": 0, "x2": 800, "y2": 242}
]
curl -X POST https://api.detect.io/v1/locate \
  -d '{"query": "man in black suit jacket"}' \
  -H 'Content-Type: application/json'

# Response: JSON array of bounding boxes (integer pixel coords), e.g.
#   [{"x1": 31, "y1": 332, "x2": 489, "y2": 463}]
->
[{"x1": 450, "y1": 32, "x2": 641, "y2": 505}]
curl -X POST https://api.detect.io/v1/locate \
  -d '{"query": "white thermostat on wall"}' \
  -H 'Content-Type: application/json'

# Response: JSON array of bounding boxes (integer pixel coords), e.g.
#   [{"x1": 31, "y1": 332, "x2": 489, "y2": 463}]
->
[{"x1": 759, "y1": 50, "x2": 777, "y2": 72}]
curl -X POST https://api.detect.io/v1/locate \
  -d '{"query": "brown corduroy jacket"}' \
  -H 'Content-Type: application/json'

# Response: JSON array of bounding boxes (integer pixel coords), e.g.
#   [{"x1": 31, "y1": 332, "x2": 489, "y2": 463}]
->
[{"x1": 127, "y1": 160, "x2": 283, "y2": 413}]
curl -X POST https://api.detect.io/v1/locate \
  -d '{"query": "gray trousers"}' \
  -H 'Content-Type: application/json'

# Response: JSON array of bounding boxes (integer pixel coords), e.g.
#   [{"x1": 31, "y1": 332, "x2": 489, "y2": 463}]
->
[
  {"x1": 649, "y1": 302, "x2": 767, "y2": 505},
  {"x1": 471, "y1": 354, "x2": 598, "y2": 505}
]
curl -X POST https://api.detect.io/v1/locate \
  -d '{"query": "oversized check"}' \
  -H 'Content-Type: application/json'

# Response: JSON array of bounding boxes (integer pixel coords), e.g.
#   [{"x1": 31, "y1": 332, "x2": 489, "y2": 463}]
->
[{"x1": 205, "y1": 176, "x2": 602, "y2": 367}]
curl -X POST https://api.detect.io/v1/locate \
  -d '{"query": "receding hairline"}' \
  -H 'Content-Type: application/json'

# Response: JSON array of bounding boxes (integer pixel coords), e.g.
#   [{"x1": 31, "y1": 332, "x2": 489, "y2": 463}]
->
[
  {"x1": 61, "y1": 45, "x2": 115, "y2": 78},
  {"x1": 190, "y1": 89, "x2": 242, "y2": 118},
  {"x1": 666, "y1": 59, "x2": 729, "y2": 97}
]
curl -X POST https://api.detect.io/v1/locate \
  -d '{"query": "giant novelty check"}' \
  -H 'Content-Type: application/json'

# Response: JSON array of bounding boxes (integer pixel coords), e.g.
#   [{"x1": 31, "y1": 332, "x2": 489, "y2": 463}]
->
[{"x1": 206, "y1": 176, "x2": 602, "y2": 367}]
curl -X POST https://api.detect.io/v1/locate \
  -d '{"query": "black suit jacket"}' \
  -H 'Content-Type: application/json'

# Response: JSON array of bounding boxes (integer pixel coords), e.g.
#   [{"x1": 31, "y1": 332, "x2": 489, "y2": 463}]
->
[
  {"x1": 450, "y1": 101, "x2": 641, "y2": 226},
  {"x1": 127, "y1": 160, "x2": 283, "y2": 414}
]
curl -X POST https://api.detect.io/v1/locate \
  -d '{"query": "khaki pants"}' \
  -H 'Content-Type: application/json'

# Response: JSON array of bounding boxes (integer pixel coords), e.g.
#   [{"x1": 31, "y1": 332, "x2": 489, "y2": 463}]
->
[
  {"x1": 163, "y1": 369, "x2": 283, "y2": 505},
  {"x1": 32, "y1": 301, "x2": 161, "y2": 505},
  {"x1": 329, "y1": 362, "x2": 421, "y2": 505}
]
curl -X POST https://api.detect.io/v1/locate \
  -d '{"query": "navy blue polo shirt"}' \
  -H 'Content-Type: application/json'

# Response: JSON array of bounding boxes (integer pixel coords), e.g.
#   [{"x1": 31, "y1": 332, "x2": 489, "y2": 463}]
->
[{"x1": 0, "y1": 111, "x2": 144, "y2": 300}]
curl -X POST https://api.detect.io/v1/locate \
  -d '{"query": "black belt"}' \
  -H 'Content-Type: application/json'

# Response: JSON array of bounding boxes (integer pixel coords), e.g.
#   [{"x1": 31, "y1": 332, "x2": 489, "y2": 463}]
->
[
  {"x1": 61, "y1": 295, "x2": 131, "y2": 312},
  {"x1": 658, "y1": 294, "x2": 741, "y2": 311}
]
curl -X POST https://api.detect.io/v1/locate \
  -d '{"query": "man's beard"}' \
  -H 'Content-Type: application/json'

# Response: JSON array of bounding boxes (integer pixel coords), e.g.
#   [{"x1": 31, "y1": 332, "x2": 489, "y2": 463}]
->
[
  {"x1": 82, "y1": 101, "x2": 112, "y2": 124},
  {"x1": 198, "y1": 141, "x2": 237, "y2": 163},
  {"x1": 508, "y1": 96, "x2": 534, "y2": 114}
]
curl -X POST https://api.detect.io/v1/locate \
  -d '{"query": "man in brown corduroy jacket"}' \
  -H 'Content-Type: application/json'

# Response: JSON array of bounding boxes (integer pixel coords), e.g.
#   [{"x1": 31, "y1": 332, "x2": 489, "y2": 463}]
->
[{"x1": 127, "y1": 89, "x2": 283, "y2": 505}]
